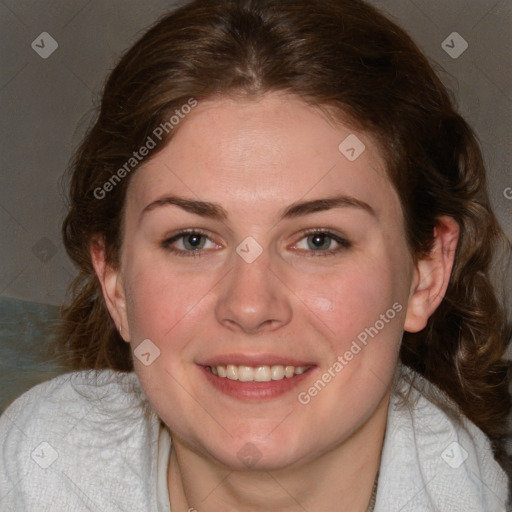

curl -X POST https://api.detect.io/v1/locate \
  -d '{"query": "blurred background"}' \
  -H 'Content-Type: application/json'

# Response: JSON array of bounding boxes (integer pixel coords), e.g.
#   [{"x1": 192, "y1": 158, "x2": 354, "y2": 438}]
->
[{"x1": 0, "y1": 0, "x2": 511, "y2": 413}]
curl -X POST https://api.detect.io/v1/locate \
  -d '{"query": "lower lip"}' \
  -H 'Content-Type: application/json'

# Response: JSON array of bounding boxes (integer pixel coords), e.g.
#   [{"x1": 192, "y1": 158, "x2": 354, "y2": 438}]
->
[{"x1": 198, "y1": 365, "x2": 315, "y2": 400}]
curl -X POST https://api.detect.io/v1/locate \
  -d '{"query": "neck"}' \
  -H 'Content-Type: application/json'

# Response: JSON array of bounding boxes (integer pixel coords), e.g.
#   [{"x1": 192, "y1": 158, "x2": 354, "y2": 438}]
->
[{"x1": 167, "y1": 391, "x2": 389, "y2": 512}]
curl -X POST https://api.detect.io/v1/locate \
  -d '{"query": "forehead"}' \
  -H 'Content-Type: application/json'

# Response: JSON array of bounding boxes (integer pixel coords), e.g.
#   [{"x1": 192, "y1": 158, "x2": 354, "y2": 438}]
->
[{"x1": 126, "y1": 92, "x2": 395, "y2": 216}]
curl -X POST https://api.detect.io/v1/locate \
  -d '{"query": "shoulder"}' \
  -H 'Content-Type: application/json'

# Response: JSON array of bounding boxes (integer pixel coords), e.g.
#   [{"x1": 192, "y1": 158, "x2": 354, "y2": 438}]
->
[
  {"x1": 0, "y1": 370, "x2": 161, "y2": 511},
  {"x1": 374, "y1": 364, "x2": 510, "y2": 512},
  {"x1": 0, "y1": 370, "x2": 153, "y2": 442}
]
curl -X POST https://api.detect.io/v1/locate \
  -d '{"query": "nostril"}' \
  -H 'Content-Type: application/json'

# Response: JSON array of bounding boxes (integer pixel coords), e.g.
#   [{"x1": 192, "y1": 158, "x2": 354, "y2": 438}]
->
[{"x1": 214, "y1": 264, "x2": 293, "y2": 333}]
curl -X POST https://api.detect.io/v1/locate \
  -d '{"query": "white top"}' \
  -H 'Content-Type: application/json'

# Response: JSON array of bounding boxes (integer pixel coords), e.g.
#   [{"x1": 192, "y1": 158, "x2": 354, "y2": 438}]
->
[
  {"x1": 0, "y1": 365, "x2": 509, "y2": 511},
  {"x1": 157, "y1": 423, "x2": 172, "y2": 512}
]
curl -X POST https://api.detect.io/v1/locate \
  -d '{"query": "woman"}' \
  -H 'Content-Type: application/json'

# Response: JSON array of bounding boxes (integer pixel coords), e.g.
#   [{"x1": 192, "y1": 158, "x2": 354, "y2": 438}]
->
[{"x1": 1, "y1": 0, "x2": 510, "y2": 510}]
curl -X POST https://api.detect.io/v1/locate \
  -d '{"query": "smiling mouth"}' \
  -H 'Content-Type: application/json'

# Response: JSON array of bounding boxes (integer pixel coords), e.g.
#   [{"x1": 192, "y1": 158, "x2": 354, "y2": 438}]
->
[{"x1": 205, "y1": 364, "x2": 311, "y2": 382}]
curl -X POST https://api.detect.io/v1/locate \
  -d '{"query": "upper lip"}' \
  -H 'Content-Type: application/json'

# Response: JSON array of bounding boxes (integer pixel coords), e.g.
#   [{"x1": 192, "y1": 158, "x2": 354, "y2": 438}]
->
[{"x1": 199, "y1": 353, "x2": 315, "y2": 368}]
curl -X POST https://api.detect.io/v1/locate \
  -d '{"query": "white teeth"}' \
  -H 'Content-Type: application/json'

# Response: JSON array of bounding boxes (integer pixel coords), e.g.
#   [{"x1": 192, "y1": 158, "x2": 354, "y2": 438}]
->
[
  {"x1": 238, "y1": 366, "x2": 255, "y2": 382},
  {"x1": 271, "y1": 365, "x2": 284, "y2": 380},
  {"x1": 226, "y1": 364, "x2": 238, "y2": 380},
  {"x1": 207, "y1": 364, "x2": 310, "y2": 382},
  {"x1": 254, "y1": 366, "x2": 271, "y2": 382}
]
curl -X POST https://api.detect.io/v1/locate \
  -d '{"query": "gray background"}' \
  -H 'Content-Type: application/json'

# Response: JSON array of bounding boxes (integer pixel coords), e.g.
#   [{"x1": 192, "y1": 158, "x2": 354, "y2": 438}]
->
[{"x1": 0, "y1": 0, "x2": 511, "y2": 306}]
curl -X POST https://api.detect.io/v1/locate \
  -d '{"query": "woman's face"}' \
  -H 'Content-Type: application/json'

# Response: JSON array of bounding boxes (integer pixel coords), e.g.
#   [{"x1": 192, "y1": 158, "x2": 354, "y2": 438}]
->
[{"x1": 113, "y1": 92, "x2": 416, "y2": 470}]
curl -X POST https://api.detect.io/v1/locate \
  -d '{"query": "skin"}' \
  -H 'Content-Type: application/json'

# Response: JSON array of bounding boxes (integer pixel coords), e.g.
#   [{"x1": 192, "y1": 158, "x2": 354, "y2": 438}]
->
[{"x1": 92, "y1": 91, "x2": 459, "y2": 511}]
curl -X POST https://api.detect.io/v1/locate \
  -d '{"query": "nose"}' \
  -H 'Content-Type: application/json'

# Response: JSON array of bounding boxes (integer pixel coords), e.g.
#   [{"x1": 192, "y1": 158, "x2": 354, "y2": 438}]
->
[{"x1": 215, "y1": 249, "x2": 293, "y2": 334}]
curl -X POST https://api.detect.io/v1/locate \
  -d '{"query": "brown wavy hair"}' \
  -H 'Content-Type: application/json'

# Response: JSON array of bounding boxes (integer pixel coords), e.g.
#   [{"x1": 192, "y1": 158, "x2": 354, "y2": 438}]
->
[{"x1": 55, "y1": 0, "x2": 511, "y2": 469}]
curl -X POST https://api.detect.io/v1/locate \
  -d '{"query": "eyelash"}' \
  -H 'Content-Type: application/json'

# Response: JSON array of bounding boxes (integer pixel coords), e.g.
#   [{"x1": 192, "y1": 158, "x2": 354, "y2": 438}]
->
[
  {"x1": 293, "y1": 229, "x2": 352, "y2": 257},
  {"x1": 161, "y1": 228, "x2": 352, "y2": 258},
  {"x1": 161, "y1": 229, "x2": 213, "y2": 258}
]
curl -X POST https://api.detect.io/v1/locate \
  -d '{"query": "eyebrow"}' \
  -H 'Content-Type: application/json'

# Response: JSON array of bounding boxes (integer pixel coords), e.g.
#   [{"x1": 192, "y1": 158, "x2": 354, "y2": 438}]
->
[
  {"x1": 139, "y1": 194, "x2": 376, "y2": 223},
  {"x1": 141, "y1": 196, "x2": 229, "y2": 222},
  {"x1": 282, "y1": 196, "x2": 375, "y2": 219}
]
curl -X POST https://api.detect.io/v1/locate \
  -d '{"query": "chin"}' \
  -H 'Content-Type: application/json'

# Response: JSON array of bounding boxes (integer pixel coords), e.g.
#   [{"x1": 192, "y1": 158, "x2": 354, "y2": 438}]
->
[{"x1": 199, "y1": 431, "x2": 316, "y2": 472}]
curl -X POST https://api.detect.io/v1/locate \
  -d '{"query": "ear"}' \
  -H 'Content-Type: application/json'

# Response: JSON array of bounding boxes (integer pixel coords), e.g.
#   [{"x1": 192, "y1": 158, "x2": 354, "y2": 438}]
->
[
  {"x1": 404, "y1": 216, "x2": 460, "y2": 333},
  {"x1": 90, "y1": 236, "x2": 130, "y2": 342}
]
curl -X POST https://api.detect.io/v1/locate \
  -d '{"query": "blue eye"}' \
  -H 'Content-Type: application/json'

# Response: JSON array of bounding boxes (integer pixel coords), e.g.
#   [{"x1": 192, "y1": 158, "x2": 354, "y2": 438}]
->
[
  {"x1": 293, "y1": 230, "x2": 351, "y2": 256},
  {"x1": 162, "y1": 229, "x2": 351, "y2": 258},
  {"x1": 162, "y1": 230, "x2": 218, "y2": 256},
  {"x1": 307, "y1": 233, "x2": 334, "y2": 250},
  {"x1": 180, "y1": 233, "x2": 207, "y2": 250}
]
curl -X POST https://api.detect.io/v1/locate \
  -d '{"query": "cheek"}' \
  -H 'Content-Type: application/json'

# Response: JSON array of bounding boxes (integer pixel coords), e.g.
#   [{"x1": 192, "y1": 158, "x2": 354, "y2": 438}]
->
[
  {"x1": 123, "y1": 260, "x2": 216, "y2": 416},
  {"x1": 123, "y1": 256, "x2": 214, "y2": 343},
  {"x1": 296, "y1": 263, "x2": 402, "y2": 349}
]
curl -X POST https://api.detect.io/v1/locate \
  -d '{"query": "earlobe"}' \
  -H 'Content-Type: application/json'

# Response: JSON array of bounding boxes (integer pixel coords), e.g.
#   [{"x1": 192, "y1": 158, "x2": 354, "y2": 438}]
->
[
  {"x1": 90, "y1": 236, "x2": 130, "y2": 342},
  {"x1": 404, "y1": 216, "x2": 460, "y2": 333}
]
